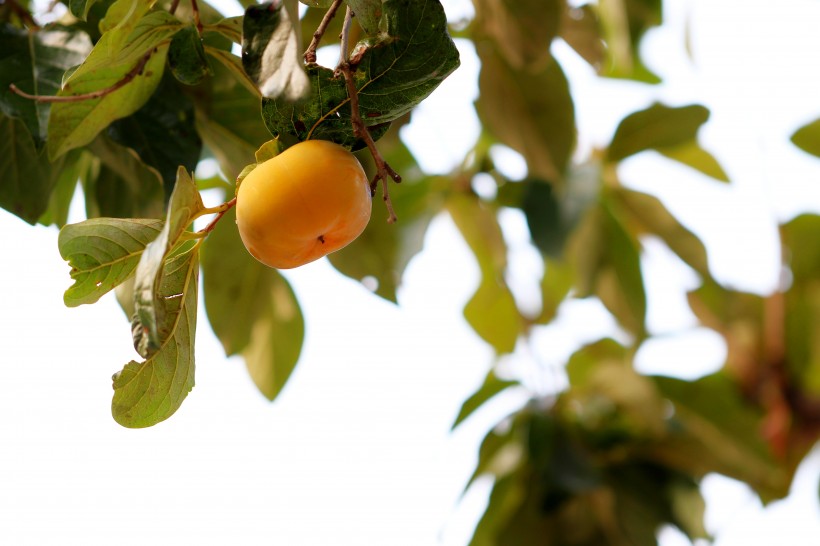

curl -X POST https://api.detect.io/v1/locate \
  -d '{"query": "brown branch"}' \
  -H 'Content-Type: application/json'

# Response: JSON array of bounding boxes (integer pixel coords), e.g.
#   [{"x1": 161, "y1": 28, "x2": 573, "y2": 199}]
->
[
  {"x1": 9, "y1": 49, "x2": 155, "y2": 103},
  {"x1": 190, "y1": 0, "x2": 203, "y2": 34},
  {"x1": 197, "y1": 197, "x2": 237, "y2": 235},
  {"x1": 338, "y1": 63, "x2": 400, "y2": 223},
  {"x1": 5, "y1": 0, "x2": 40, "y2": 29},
  {"x1": 169, "y1": 0, "x2": 181, "y2": 14},
  {"x1": 304, "y1": 0, "x2": 344, "y2": 64}
]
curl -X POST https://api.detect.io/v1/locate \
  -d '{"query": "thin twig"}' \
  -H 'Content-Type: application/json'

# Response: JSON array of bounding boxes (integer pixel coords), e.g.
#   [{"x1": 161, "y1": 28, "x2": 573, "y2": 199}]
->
[
  {"x1": 9, "y1": 49, "x2": 155, "y2": 103},
  {"x1": 197, "y1": 197, "x2": 237, "y2": 235},
  {"x1": 190, "y1": 0, "x2": 203, "y2": 34},
  {"x1": 169, "y1": 0, "x2": 181, "y2": 14},
  {"x1": 5, "y1": 0, "x2": 40, "y2": 29},
  {"x1": 304, "y1": 0, "x2": 344, "y2": 64},
  {"x1": 336, "y1": 7, "x2": 400, "y2": 223}
]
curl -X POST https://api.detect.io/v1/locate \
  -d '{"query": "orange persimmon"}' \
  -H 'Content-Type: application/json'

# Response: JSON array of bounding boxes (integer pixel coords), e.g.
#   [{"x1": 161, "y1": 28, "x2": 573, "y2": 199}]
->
[{"x1": 235, "y1": 140, "x2": 372, "y2": 269}]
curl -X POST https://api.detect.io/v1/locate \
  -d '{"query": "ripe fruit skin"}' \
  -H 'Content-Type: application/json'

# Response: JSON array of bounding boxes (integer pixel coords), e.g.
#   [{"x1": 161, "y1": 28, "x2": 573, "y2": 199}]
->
[{"x1": 236, "y1": 140, "x2": 372, "y2": 269}]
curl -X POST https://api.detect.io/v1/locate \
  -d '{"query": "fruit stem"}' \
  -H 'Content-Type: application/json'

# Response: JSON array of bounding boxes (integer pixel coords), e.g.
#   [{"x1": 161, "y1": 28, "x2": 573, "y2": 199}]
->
[
  {"x1": 304, "y1": 0, "x2": 344, "y2": 64},
  {"x1": 194, "y1": 197, "x2": 237, "y2": 236},
  {"x1": 337, "y1": 6, "x2": 401, "y2": 223}
]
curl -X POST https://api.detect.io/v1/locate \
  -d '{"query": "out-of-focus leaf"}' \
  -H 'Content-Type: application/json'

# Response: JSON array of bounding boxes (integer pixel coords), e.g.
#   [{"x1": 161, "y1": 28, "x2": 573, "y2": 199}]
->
[
  {"x1": 107, "y1": 75, "x2": 202, "y2": 196},
  {"x1": 58, "y1": 218, "x2": 164, "y2": 307},
  {"x1": 85, "y1": 136, "x2": 165, "y2": 219},
  {"x1": 560, "y1": 4, "x2": 605, "y2": 70},
  {"x1": 263, "y1": 0, "x2": 460, "y2": 147},
  {"x1": 473, "y1": 0, "x2": 561, "y2": 70},
  {"x1": 453, "y1": 371, "x2": 519, "y2": 429},
  {"x1": 0, "y1": 115, "x2": 70, "y2": 223},
  {"x1": 112, "y1": 246, "x2": 198, "y2": 428},
  {"x1": 194, "y1": 58, "x2": 271, "y2": 179},
  {"x1": 202, "y1": 206, "x2": 304, "y2": 401},
  {"x1": 204, "y1": 16, "x2": 243, "y2": 44},
  {"x1": 611, "y1": 187, "x2": 711, "y2": 278},
  {"x1": 468, "y1": 472, "x2": 527, "y2": 546},
  {"x1": 782, "y1": 214, "x2": 820, "y2": 284},
  {"x1": 48, "y1": 11, "x2": 184, "y2": 159},
  {"x1": 476, "y1": 45, "x2": 575, "y2": 184},
  {"x1": 659, "y1": 140, "x2": 729, "y2": 182},
  {"x1": 329, "y1": 176, "x2": 442, "y2": 301},
  {"x1": 0, "y1": 25, "x2": 91, "y2": 146},
  {"x1": 168, "y1": 25, "x2": 212, "y2": 86},
  {"x1": 132, "y1": 168, "x2": 203, "y2": 356},
  {"x1": 651, "y1": 373, "x2": 788, "y2": 500},
  {"x1": 598, "y1": 0, "x2": 662, "y2": 83},
  {"x1": 521, "y1": 180, "x2": 567, "y2": 257},
  {"x1": 448, "y1": 193, "x2": 523, "y2": 354},
  {"x1": 607, "y1": 103, "x2": 710, "y2": 162},
  {"x1": 243, "y1": 1, "x2": 309, "y2": 101},
  {"x1": 536, "y1": 258, "x2": 573, "y2": 325},
  {"x1": 568, "y1": 199, "x2": 647, "y2": 336},
  {"x1": 204, "y1": 45, "x2": 261, "y2": 96},
  {"x1": 69, "y1": 0, "x2": 103, "y2": 20},
  {"x1": 37, "y1": 152, "x2": 85, "y2": 227},
  {"x1": 790, "y1": 117, "x2": 820, "y2": 158}
]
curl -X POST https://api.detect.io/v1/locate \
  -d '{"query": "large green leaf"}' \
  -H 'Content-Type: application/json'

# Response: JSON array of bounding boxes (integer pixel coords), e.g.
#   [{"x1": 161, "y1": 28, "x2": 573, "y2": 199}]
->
[
  {"x1": 0, "y1": 25, "x2": 91, "y2": 145},
  {"x1": 194, "y1": 57, "x2": 271, "y2": 179},
  {"x1": 132, "y1": 168, "x2": 204, "y2": 356},
  {"x1": 262, "y1": 0, "x2": 460, "y2": 148},
  {"x1": 47, "y1": 11, "x2": 184, "y2": 159},
  {"x1": 202, "y1": 206, "x2": 304, "y2": 401},
  {"x1": 476, "y1": 47, "x2": 575, "y2": 184},
  {"x1": 346, "y1": 0, "x2": 382, "y2": 35},
  {"x1": 598, "y1": 0, "x2": 662, "y2": 83},
  {"x1": 107, "y1": 75, "x2": 202, "y2": 195},
  {"x1": 452, "y1": 370, "x2": 519, "y2": 429},
  {"x1": 242, "y1": 1, "x2": 309, "y2": 101},
  {"x1": 112, "y1": 245, "x2": 199, "y2": 428},
  {"x1": 84, "y1": 136, "x2": 165, "y2": 219},
  {"x1": 0, "y1": 114, "x2": 71, "y2": 223},
  {"x1": 473, "y1": 0, "x2": 562, "y2": 70},
  {"x1": 448, "y1": 193, "x2": 523, "y2": 354},
  {"x1": 58, "y1": 218, "x2": 165, "y2": 307}
]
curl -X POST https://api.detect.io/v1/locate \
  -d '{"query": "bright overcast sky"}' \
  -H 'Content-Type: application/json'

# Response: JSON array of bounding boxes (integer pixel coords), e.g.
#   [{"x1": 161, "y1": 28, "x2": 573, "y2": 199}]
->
[{"x1": 2, "y1": 1, "x2": 820, "y2": 545}]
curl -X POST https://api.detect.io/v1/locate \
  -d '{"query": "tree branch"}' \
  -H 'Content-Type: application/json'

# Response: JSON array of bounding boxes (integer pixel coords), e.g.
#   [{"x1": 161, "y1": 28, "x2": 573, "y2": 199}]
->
[
  {"x1": 190, "y1": 0, "x2": 203, "y2": 34},
  {"x1": 336, "y1": 7, "x2": 401, "y2": 223},
  {"x1": 9, "y1": 49, "x2": 155, "y2": 103},
  {"x1": 4, "y1": 0, "x2": 40, "y2": 29},
  {"x1": 304, "y1": 0, "x2": 344, "y2": 64}
]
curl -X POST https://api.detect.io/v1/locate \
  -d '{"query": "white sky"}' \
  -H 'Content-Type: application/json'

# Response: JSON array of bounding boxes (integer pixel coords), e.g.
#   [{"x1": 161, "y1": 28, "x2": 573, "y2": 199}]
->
[{"x1": 1, "y1": 0, "x2": 820, "y2": 544}]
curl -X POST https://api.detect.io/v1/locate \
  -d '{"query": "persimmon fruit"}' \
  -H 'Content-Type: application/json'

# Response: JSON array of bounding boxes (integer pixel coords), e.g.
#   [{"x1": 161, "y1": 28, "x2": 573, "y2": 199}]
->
[{"x1": 235, "y1": 139, "x2": 372, "y2": 269}]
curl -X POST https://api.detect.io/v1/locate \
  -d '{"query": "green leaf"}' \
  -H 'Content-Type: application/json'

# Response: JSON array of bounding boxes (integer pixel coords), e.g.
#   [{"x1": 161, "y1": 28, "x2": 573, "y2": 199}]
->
[
  {"x1": 0, "y1": 114, "x2": 71, "y2": 223},
  {"x1": 610, "y1": 187, "x2": 711, "y2": 278},
  {"x1": 536, "y1": 258, "x2": 573, "y2": 325},
  {"x1": 263, "y1": 0, "x2": 460, "y2": 147},
  {"x1": 452, "y1": 371, "x2": 519, "y2": 429},
  {"x1": 69, "y1": 0, "x2": 103, "y2": 20},
  {"x1": 650, "y1": 373, "x2": 788, "y2": 500},
  {"x1": 203, "y1": 45, "x2": 262, "y2": 96},
  {"x1": 328, "y1": 174, "x2": 441, "y2": 301},
  {"x1": 346, "y1": 0, "x2": 382, "y2": 35},
  {"x1": 58, "y1": 218, "x2": 165, "y2": 307},
  {"x1": 782, "y1": 213, "x2": 820, "y2": 284},
  {"x1": 168, "y1": 25, "x2": 212, "y2": 86},
  {"x1": 607, "y1": 103, "x2": 710, "y2": 162},
  {"x1": 560, "y1": 4, "x2": 605, "y2": 69},
  {"x1": 521, "y1": 180, "x2": 568, "y2": 257},
  {"x1": 107, "y1": 75, "x2": 202, "y2": 195},
  {"x1": 202, "y1": 206, "x2": 304, "y2": 401},
  {"x1": 790, "y1": 117, "x2": 820, "y2": 158},
  {"x1": 194, "y1": 57, "x2": 270, "y2": 179},
  {"x1": 659, "y1": 140, "x2": 729, "y2": 182},
  {"x1": 568, "y1": 199, "x2": 647, "y2": 336},
  {"x1": 597, "y1": 0, "x2": 662, "y2": 83},
  {"x1": 37, "y1": 152, "x2": 86, "y2": 227},
  {"x1": 243, "y1": 1, "x2": 309, "y2": 101},
  {"x1": 0, "y1": 25, "x2": 92, "y2": 146},
  {"x1": 133, "y1": 168, "x2": 204, "y2": 356},
  {"x1": 473, "y1": 0, "x2": 562, "y2": 70},
  {"x1": 448, "y1": 193, "x2": 523, "y2": 354},
  {"x1": 84, "y1": 136, "x2": 165, "y2": 219},
  {"x1": 47, "y1": 11, "x2": 184, "y2": 159},
  {"x1": 204, "y1": 16, "x2": 243, "y2": 44},
  {"x1": 112, "y1": 245, "x2": 199, "y2": 428},
  {"x1": 476, "y1": 48, "x2": 575, "y2": 184}
]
